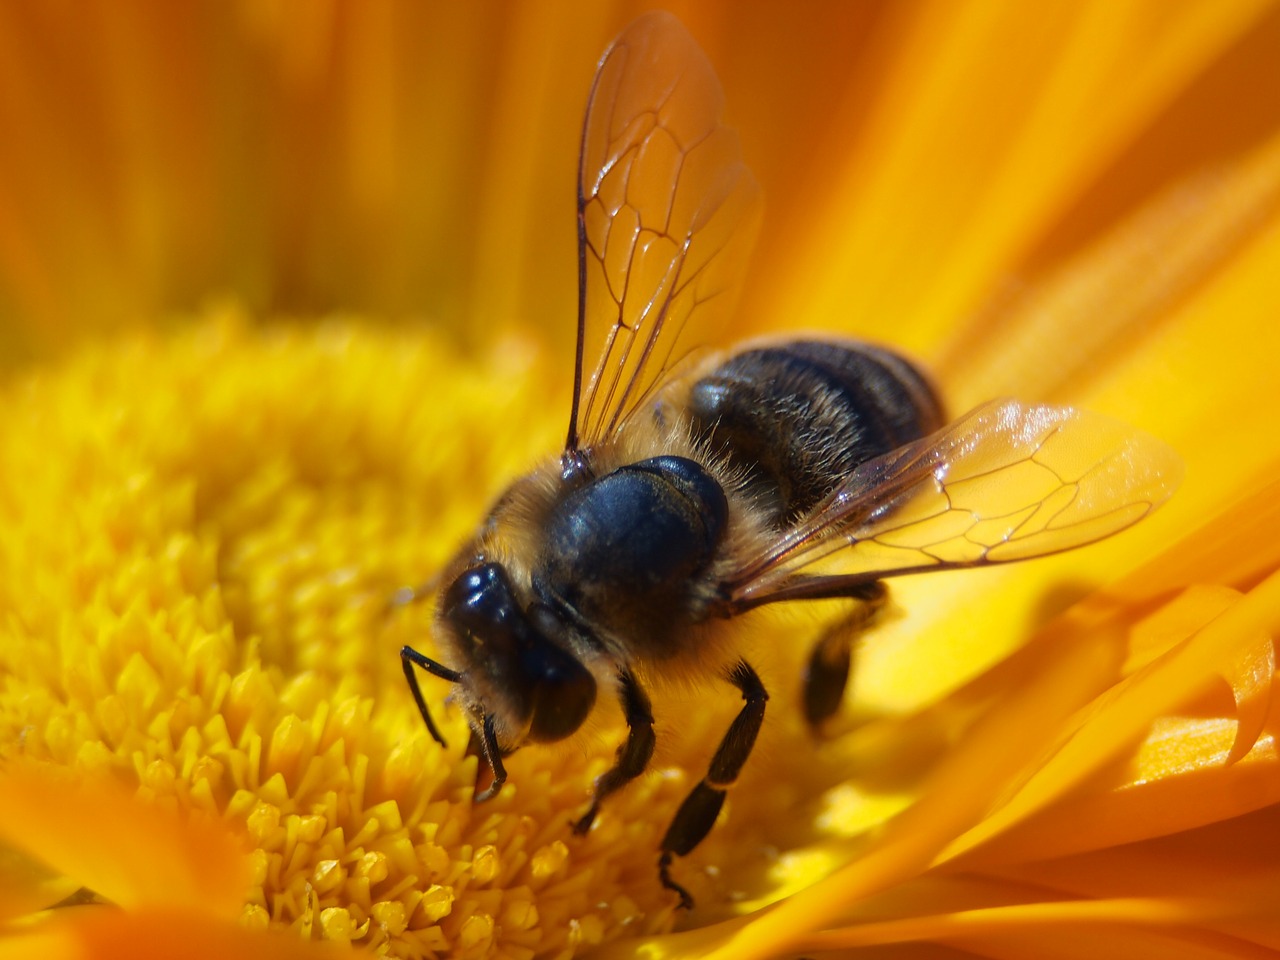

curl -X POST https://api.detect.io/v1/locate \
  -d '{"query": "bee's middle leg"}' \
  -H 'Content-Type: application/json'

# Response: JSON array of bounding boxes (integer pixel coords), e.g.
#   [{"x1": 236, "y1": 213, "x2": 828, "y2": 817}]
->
[
  {"x1": 573, "y1": 669, "x2": 655, "y2": 835},
  {"x1": 658, "y1": 659, "x2": 768, "y2": 909},
  {"x1": 802, "y1": 580, "x2": 887, "y2": 728}
]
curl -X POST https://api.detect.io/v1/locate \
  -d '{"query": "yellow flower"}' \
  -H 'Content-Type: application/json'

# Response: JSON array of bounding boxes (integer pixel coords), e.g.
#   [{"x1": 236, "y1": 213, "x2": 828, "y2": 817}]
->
[{"x1": 3, "y1": 3, "x2": 1280, "y2": 959}]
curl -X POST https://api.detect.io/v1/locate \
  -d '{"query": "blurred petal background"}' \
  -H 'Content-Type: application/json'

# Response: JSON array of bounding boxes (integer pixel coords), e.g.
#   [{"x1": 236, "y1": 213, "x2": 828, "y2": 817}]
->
[
  {"x1": 2, "y1": 1, "x2": 1280, "y2": 958},
  {"x1": 5, "y1": 0, "x2": 1272, "y2": 375}
]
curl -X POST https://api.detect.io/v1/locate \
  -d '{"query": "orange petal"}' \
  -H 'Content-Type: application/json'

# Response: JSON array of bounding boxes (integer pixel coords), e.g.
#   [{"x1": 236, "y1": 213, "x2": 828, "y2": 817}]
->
[
  {"x1": 754, "y1": 0, "x2": 1277, "y2": 353},
  {"x1": 0, "y1": 761, "x2": 250, "y2": 917},
  {"x1": 2, "y1": 903, "x2": 340, "y2": 960},
  {"x1": 985, "y1": 808, "x2": 1280, "y2": 934},
  {"x1": 942, "y1": 572, "x2": 1280, "y2": 867},
  {"x1": 0, "y1": 846, "x2": 80, "y2": 924}
]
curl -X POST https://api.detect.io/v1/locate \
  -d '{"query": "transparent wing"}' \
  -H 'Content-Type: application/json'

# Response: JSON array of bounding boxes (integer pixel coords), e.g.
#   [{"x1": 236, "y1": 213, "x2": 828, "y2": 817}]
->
[
  {"x1": 725, "y1": 399, "x2": 1183, "y2": 609},
  {"x1": 567, "y1": 11, "x2": 762, "y2": 454}
]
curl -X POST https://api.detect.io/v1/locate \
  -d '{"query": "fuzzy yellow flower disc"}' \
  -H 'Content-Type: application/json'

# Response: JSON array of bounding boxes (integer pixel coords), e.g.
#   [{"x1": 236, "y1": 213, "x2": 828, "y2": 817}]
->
[{"x1": 0, "y1": 312, "x2": 747, "y2": 956}]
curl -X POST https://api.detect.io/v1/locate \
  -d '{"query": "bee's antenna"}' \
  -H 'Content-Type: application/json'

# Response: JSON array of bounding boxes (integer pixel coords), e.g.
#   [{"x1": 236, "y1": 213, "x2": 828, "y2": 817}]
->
[{"x1": 400, "y1": 645, "x2": 462, "y2": 747}]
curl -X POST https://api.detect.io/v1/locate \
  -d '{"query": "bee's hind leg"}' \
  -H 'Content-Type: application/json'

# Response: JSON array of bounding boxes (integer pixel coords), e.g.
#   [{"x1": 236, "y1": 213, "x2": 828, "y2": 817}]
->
[
  {"x1": 658, "y1": 660, "x2": 768, "y2": 909},
  {"x1": 802, "y1": 580, "x2": 887, "y2": 728}
]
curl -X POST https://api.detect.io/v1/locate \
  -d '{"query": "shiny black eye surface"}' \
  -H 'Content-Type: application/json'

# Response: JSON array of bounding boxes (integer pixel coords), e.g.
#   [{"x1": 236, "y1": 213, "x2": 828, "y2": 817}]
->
[
  {"x1": 441, "y1": 564, "x2": 596, "y2": 744},
  {"x1": 442, "y1": 563, "x2": 520, "y2": 636},
  {"x1": 523, "y1": 604, "x2": 597, "y2": 742}
]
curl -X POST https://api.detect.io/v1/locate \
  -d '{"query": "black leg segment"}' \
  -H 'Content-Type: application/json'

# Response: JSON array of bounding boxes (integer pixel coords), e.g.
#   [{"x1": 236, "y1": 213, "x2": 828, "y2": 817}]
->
[
  {"x1": 472, "y1": 712, "x2": 509, "y2": 803},
  {"x1": 573, "y1": 670, "x2": 655, "y2": 835},
  {"x1": 802, "y1": 581, "x2": 886, "y2": 728},
  {"x1": 659, "y1": 660, "x2": 768, "y2": 909}
]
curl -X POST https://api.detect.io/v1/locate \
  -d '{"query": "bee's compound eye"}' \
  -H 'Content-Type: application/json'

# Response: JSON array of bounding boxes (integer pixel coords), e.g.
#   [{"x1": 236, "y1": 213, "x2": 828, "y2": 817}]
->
[
  {"x1": 444, "y1": 563, "x2": 498, "y2": 614},
  {"x1": 441, "y1": 565, "x2": 596, "y2": 744},
  {"x1": 527, "y1": 666, "x2": 596, "y2": 742},
  {"x1": 526, "y1": 603, "x2": 598, "y2": 742},
  {"x1": 442, "y1": 564, "x2": 520, "y2": 643}
]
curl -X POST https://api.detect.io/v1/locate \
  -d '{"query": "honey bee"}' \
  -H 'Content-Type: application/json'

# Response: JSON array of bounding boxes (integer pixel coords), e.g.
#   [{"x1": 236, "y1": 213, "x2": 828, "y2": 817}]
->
[{"x1": 401, "y1": 12, "x2": 1181, "y2": 908}]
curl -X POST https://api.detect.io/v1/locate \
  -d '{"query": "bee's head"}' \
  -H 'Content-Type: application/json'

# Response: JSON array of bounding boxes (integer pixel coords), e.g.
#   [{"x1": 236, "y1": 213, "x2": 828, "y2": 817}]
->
[{"x1": 405, "y1": 562, "x2": 596, "y2": 799}]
